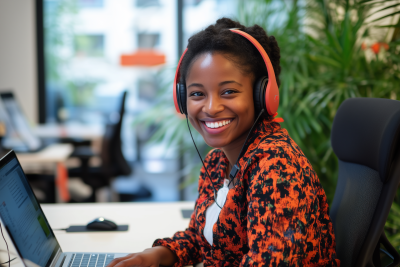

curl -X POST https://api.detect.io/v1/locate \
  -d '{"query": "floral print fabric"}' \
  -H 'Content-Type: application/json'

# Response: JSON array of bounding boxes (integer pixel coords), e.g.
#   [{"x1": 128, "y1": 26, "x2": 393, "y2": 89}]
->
[{"x1": 153, "y1": 119, "x2": 340, "y2": 267}]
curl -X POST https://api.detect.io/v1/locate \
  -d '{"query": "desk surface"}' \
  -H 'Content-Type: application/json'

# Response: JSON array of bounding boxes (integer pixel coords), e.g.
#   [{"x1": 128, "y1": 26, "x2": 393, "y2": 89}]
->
[
  {"x1": 0, "y1": 202, "x2": 194, "y2": 265},
  {"x1": 33, "y1": 124, "x2": 104, "y2": 140},
  {"x1": 45, "y1": 202, "x2": 193, "y2": 253},
  {"x1": 16, "y1": 143, "x2": 73, "y2": 164}
]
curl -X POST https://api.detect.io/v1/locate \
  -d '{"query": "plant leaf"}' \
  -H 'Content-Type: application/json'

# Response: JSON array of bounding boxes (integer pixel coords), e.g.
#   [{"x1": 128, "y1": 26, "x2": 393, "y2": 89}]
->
[{"x1": 369, "y1": 10, "x2": 400, "y2": 23}]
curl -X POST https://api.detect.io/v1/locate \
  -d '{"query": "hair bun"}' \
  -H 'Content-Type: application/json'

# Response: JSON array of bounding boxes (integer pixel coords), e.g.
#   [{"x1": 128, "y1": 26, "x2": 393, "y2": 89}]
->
[
  {"x1": 215, "y1": 18, "x2": 242, "y2": 30},
  {"x1": 181, "y1": 17, "x2": 281, "y2": 90}
]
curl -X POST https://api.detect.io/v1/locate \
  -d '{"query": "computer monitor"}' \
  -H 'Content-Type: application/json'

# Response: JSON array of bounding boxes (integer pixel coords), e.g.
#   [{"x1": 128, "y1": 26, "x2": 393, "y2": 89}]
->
[{"x1": 0, "y1": 91, "x2": 42, "y2": 151}]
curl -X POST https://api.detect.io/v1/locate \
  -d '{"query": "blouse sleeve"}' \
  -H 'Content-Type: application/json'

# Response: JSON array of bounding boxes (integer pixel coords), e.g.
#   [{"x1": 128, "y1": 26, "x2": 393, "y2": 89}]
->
[{"x1": 240, "y1": 145, "x2": 339, "y2": 266}]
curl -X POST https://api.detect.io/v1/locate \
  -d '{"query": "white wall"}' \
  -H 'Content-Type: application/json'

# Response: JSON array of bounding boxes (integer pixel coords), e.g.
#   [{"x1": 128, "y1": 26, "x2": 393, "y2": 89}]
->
[{"x1": 0, "y1": 1, "x2": 38, "y2": 124}]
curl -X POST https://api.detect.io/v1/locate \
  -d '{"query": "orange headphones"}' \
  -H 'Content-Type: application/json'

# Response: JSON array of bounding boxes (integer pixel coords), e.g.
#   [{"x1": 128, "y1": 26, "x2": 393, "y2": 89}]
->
[{"x1": 173, "y1": 28, "x2": 280, "y2": 117}]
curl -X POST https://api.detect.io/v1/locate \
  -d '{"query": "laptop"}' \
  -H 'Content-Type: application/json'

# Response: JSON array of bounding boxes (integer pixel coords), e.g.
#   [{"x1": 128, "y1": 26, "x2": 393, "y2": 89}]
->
[
  {"x1": 0, "y1": 151, "x2": 128, "y2": 267},
  {"x1": 0, "y1": 91, "x2": 44, "y2": 152}
]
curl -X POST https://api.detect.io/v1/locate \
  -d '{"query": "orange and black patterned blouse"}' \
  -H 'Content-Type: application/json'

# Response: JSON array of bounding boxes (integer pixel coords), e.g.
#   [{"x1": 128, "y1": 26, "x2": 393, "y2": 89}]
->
[{"x1": 153, "y1": 119, "x2": 340, "y2": 267}]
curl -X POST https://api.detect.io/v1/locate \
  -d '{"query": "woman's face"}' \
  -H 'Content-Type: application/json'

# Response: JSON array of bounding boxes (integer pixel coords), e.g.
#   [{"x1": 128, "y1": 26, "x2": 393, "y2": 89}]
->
[{"x1": 186, "y1": 52, "x2": 255, "y2": 149}]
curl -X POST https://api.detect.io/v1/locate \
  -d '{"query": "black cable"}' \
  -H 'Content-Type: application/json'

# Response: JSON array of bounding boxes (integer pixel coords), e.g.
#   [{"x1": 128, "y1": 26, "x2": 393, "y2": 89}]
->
[
  {"x1": 185, "y1": 115, "x2": 222, "y2": 209},
  {"x1": 228, "y1": 109, "x2": 265, "y2": 187},
  {"x1": 234, "y1": 109, "x2": 265, "y2": 169},
  {"x1": 0, "y1": 257, "x2": 16, "y2": 266},
  {"x1": 52, "y1": 228, "x2": 68, "y2": 231},
  {"x1": 0, "y1": 250, "x2": 16, "y2": 266},
  {"x1": 0, "y1": 221, "x2": 10, "y2": 267}
]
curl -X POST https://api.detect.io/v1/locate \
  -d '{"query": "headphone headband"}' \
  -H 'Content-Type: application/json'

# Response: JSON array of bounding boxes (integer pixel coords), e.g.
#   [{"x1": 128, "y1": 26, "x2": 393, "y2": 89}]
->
[{"x1": 173, "y1": 29, "x2": 279, "y2": 115}]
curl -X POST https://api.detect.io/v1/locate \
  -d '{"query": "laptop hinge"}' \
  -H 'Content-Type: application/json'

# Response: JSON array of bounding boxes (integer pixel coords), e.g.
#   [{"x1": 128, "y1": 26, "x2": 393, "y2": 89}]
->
[{"x1": 49, "y1": 248, "x2": 63, "y2": 267}]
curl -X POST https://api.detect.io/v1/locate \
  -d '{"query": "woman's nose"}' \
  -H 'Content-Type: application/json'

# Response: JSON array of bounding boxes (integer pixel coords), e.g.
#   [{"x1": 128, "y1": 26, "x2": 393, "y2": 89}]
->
[{"x1": 202, "y1": 94, "x2": 224, "y2": 116}]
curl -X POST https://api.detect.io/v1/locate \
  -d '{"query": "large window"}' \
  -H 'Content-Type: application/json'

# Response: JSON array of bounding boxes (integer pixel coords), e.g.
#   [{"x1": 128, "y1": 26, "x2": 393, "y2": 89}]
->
[{"x1": 43, "y1": 0, "x2": 174, "y2": 125}]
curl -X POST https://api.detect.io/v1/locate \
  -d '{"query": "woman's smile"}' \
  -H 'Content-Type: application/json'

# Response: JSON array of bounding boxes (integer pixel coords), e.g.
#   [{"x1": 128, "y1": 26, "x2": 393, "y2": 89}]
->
[{"x1": 200, "y1": 118, "x2": 234, "y2": 134}]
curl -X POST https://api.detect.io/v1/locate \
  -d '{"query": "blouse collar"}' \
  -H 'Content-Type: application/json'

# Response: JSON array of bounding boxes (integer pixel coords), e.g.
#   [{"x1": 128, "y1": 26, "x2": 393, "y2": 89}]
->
[{"x1": 214, "y1": 119, "x2": 282, "y2": 187}]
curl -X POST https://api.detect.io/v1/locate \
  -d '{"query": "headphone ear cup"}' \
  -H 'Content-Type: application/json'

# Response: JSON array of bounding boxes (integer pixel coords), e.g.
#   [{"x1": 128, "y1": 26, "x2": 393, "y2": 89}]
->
[
  {"x1": 253, "y1": 76, "x2": 268, "y2": 115},
  {"x1": 177, "y1": 82, "x2": 187, "y2": 115}
]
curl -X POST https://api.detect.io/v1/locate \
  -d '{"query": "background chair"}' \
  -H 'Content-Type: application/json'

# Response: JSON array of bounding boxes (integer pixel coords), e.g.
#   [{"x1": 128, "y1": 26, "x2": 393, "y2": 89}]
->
[
  {"x1": 68, "y1": 91, "x2": 132, "y2": 202},
  {"x1": 330, "y1": 97, "x2": 400, "y2": 267}
]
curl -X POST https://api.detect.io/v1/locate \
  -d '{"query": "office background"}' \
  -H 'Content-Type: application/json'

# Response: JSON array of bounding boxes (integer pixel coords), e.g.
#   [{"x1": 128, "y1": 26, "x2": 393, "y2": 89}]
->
[
  {"x1": 0, "y1": 0, "x2": 237, "y2": 203},
  {"x1": 1, "y1": 0, "x2": 400, "y2": 250}
]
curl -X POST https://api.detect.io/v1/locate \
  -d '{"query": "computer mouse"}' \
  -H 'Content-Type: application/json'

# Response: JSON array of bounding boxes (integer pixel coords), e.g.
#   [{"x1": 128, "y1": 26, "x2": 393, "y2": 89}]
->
[{"x1": 86, "y1": 217, "x2": 118, "y2": 230}]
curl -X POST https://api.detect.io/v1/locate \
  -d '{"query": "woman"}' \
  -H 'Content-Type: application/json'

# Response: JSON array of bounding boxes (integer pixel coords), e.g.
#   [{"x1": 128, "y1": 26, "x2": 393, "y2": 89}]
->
[{"x1": 109, "y1": 18, "x2": 340, "y2": 267}]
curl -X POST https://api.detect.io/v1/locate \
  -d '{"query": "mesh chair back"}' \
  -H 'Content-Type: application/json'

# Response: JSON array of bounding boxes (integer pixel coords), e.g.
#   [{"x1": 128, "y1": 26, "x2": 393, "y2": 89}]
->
[
  {"x1": 100, "y1": 91, "x2": 132, "y2": 177},
  {"x1": 330, "y1": 98, "x2": 400, "y2": 267}
]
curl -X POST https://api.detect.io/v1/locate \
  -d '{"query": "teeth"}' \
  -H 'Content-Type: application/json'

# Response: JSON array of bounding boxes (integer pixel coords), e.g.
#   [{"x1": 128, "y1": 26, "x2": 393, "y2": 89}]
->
[{"x1": 205, "y1": 120, "x2": 231, "y2": 129}]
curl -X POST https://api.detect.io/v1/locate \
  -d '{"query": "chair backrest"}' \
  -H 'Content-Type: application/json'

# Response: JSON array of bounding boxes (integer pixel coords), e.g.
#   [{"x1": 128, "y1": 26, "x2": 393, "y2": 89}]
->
[
  {"x1": 100, "y1": 91, "x2": 132, "y2": 177},
  {"x1": 330, "y1": 97, "x2": 400, "y2": 267}
]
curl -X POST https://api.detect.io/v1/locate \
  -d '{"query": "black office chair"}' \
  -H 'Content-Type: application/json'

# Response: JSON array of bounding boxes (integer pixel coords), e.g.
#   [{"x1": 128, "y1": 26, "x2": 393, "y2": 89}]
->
[
  {"x1": 68, "y1": 91, "x2": 132, "y2": 202},
  {"x1": 330, "y1": 97, "x2": 400, "y2": 267}
]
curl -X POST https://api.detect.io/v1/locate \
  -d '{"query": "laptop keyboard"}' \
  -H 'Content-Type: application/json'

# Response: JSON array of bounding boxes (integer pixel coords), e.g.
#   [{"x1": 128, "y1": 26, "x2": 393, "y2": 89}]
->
[{"x1": 69, "y1": 254, "x2": 115, "y2": 267}]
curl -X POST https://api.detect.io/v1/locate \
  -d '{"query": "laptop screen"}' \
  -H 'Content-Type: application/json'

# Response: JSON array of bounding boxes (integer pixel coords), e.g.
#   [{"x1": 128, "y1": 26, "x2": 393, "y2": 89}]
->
[{"x1": 0, "y1": 152, "x2": 60, "y2": 267}]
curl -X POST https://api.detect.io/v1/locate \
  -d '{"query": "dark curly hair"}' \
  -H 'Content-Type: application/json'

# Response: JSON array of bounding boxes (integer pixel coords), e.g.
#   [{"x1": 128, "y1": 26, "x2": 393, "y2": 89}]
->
[{"x1": 180, "y1": 17, "x2": 281, "y2": 120}]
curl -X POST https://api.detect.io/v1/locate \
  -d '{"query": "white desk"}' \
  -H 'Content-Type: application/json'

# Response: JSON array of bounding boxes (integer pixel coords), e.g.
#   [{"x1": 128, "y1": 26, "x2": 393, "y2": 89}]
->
[
  {"x1": 33, "y1": 124, "x2": 104, "y2": 141},
  {"x1": 34, "y1": 123, "x2": 104, "y2": 158},
  {"x1": 16, "y1": 144, "x2": 73, "y2": 202},
  {"x1": 16, "y1": 144, "x2": 73, "y2": 166},
  {"x1": 0, "y1": 202, "x2": 195, "y2": 266},
  {"x1": 42, "y1": 202, "x2": 194, "y2": 253}
]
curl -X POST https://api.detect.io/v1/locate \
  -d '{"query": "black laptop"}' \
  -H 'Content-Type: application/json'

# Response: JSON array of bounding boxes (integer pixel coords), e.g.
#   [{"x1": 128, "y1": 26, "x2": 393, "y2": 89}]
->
[{"x1": 0, "y1": 151, "x2": 128, "y2": 267}]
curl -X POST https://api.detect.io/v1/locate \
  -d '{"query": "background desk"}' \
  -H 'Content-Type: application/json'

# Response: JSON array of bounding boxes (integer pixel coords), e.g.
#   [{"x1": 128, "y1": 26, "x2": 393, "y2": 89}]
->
[
  {"x1": 33, "y1": 123, "x2": 104, "y2": 155},
  {"x1": 16, "y1": 144, "x2": 73, "y2": 202},
  {"x1": 33, "y1": 124, "x2": 104, "y2": 142},
  {"x1": 16, "y1": 144, "x2": 73, "y2": 165},
  {"x1": 0, "y1": 202, "x2": 195, "y2": 266}
]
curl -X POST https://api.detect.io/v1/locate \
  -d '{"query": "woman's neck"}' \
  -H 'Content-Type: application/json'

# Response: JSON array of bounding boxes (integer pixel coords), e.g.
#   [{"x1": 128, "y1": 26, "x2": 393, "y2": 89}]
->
[{"x1": 221, "y1": 129, "x2": 249, "y2": 177}]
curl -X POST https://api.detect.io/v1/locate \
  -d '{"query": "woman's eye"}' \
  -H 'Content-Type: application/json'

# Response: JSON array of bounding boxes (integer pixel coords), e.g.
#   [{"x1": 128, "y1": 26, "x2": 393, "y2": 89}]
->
[
  {"x1": 223, "y1": 90, "x2": 236, "y2": 95},
  {"x1": 190, "y1": 92, "x2": 204, "y2": 97}
]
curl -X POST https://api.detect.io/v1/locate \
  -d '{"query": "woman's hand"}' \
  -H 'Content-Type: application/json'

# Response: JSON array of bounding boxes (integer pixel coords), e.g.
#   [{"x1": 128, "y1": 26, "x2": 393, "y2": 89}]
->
[{"x1": 107, "y1": 246, "x2": 177, "y2": 267}]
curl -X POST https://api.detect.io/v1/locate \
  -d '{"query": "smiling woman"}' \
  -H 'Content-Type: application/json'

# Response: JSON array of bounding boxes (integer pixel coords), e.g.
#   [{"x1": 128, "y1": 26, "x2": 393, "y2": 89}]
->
[
  {"x1": 107, "y1": 18, "x2": 340, "y2": 267},
  {"x1": 186, "y1": 53, "x2": 255, "y2": 151}
]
